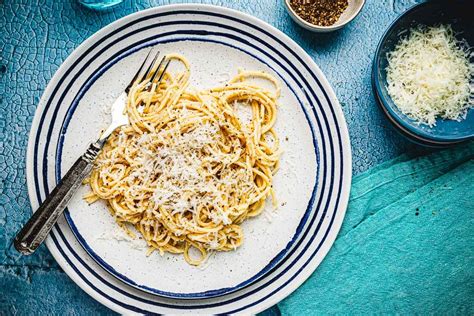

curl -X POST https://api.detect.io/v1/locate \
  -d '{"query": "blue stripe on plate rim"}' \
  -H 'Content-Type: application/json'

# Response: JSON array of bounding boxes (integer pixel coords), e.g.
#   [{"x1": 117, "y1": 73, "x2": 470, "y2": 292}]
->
[
  {"x1": 27, "y1": 5, "x2": 350, "y2": 314},
  {"x1": 55, "y1": 36, "x2": 320, "y2": 299}
]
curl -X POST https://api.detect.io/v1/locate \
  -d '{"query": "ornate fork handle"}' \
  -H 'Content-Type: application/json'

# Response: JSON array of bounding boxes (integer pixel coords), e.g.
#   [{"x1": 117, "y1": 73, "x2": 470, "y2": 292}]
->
[{"x1": 14, "y1": 141, "x2": 103, "y2": 255}]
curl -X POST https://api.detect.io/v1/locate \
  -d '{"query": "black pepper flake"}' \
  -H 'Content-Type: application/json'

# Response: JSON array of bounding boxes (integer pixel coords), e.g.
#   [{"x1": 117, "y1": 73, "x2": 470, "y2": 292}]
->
[{"x1": 289, "y1": 0, "x2": 349, "y2": 27}]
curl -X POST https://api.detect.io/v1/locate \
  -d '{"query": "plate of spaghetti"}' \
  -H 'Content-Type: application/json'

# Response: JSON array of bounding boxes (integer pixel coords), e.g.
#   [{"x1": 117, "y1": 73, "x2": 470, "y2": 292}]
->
[{"x1": 26, "y1": 4, "x2": 351, "y2": 314}]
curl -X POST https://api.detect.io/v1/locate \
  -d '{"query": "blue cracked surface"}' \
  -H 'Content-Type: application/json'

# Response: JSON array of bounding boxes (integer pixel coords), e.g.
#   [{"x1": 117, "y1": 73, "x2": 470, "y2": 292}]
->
[{"x1": 0, "y1": 0, "x2": 431, "y2": 314}]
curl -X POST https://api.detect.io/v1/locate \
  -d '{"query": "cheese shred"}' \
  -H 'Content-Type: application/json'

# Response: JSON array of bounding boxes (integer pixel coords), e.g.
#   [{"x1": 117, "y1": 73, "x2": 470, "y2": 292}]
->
[{"x1": 386, "y1": 25, "x2": 472, "y2": 126}]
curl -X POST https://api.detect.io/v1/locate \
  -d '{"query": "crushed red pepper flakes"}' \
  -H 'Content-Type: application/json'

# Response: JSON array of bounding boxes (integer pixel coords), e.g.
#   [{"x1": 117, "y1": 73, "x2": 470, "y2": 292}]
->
[{"x1": 289, "y1": 0, "x2": 349, "y2": 27}]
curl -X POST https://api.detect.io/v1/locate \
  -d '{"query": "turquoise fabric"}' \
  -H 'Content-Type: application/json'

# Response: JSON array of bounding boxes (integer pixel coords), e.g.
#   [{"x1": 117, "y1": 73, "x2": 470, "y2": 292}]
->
[{"x1": 265, "y1": 142, "x2": 474, "y2": 314}]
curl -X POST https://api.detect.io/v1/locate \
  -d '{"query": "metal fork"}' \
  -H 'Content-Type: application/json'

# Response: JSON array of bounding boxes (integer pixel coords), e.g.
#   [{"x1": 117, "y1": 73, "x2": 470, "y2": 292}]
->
[{"x1": 14, "y1": 49, "x2": 171, "y2": 255}]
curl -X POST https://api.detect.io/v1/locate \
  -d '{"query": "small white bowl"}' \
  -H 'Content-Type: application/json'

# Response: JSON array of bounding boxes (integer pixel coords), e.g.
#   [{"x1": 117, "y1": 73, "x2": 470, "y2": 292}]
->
[{"x1": 284, "y1": 0, "x2": 365, "y2": 32}]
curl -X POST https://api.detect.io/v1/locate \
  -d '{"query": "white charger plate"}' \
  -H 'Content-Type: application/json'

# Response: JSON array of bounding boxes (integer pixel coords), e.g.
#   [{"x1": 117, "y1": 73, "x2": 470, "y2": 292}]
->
[{"x1": 27, "y1": 4, "x2": 352, "y2": 314}]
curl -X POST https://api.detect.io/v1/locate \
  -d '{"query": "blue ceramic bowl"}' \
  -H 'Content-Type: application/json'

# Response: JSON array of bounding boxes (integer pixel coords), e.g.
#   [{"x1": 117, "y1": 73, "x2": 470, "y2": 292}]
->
[{"x1": 372, "y1": 0, "x2": 474, "y2": 144}]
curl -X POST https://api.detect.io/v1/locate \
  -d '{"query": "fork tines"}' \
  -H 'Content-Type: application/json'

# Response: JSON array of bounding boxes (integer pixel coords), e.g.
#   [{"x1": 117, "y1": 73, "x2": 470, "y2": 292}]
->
[{"x1": 125, "y1": 48, "x2": 170, "y2": 93}]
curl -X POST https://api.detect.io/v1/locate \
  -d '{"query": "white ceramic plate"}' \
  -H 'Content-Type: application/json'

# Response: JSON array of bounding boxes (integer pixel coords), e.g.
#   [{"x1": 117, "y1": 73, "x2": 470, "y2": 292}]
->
[{"x1": 27, "y1": 4, "x2": 351, "y2": 314}]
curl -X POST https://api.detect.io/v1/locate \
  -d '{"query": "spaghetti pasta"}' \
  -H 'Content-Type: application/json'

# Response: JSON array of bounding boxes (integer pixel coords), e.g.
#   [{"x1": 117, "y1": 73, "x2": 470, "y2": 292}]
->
[{"x1": 85, "y1": 54, "x2": 281, "y2": 265}]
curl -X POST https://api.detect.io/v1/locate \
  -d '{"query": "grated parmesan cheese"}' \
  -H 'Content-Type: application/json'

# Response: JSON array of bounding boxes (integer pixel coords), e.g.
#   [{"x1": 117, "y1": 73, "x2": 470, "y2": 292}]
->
[
  {"x1": 386, "y1": 25, "x2": 473, "y2": 126},
  {"x1": 113, "y1": 120, "x2": 254, "y2": 229}
]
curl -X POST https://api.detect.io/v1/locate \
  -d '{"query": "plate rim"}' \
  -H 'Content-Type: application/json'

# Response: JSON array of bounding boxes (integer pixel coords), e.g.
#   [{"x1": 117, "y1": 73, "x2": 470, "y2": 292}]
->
[{"x1": 26, "y1": 3, "x2": 352, "y2": 314}]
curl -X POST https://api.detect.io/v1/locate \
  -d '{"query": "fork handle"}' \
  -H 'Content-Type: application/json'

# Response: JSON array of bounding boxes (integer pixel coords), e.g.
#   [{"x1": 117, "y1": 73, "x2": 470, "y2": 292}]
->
[{"x1": 14, "y1": 142, "x2": 103, "y2": 255}]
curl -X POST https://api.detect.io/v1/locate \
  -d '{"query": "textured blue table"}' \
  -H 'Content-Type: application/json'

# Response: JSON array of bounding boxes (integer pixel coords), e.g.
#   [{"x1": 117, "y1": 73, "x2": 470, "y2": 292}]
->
[{"x1": 0, "y1": 0, "x2": 430, "y2": 314}]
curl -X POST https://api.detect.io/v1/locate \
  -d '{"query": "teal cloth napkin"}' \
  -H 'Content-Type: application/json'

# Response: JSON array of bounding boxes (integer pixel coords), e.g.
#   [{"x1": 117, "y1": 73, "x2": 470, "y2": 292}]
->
[{"x1": 263, "y1": 142, "x2": 474, "y2": 315}]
